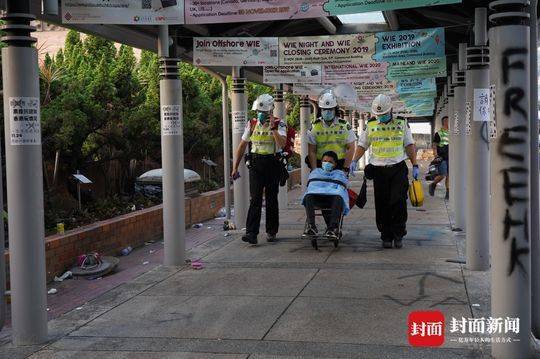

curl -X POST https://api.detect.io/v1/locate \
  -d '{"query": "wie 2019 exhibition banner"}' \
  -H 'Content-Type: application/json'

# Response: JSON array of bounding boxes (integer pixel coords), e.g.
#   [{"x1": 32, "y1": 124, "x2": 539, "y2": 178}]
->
[{"x1": 62, "y1": 0, "x2": 461, "y2": 24}]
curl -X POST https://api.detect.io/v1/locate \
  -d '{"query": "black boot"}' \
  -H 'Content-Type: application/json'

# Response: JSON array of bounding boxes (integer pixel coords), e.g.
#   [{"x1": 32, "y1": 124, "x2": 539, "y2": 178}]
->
[{"x1": 242, "y1": 234, "x2": 258, "y2": 245}]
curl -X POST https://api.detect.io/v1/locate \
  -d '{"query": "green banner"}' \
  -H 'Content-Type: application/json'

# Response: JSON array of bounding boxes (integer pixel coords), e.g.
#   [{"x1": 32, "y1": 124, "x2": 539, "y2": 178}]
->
[
  {"x1": 324, "y1": 0, "x2": 461, "y2": 15},
  {"x1": 387, "y1": 57, "x2": 447, "y2": 80}
]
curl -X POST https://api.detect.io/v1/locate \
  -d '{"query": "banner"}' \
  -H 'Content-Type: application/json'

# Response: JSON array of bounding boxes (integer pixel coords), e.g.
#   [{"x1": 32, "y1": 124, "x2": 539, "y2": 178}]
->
[
  {"x1": 386, "y1": 57, "x2": 447, "y2": 80},
  {"x1": 263, "y1": 65, "x2": 322, "y2": 84},
  {"x1": 396, "y1": 78, "x2": 436, "y2": 95},
  {"x1": 324, "y1": 0, "x2": 460, "y2": 15},
  {"x1": 322, "y1": 63, "x2": 388, "y2": 84},
  {"x1": 293, "y1": 84, "x2": 331, "y2": 97},
  {"x1": 193, "y1": 37, "x2": 279, "y2": 66},
  {"x1": 61, "y1": 0, "x2": 184, "y2": 24},
  {"x1": 279, "y1": 34, "x2": 376, "y2": 65},
  {"x1": 354, "y1": 81, "x2": 396, "y2": 96},
  {"x1": 374, "y1": 28, "x2": 445, "y2": 62}
]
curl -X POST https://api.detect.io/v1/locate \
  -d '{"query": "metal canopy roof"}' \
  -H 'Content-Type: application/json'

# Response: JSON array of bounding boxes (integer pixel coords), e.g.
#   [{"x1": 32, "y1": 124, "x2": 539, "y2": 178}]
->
[{"x1": 29, "y1": 1, "x2": 536, "y2": 114}]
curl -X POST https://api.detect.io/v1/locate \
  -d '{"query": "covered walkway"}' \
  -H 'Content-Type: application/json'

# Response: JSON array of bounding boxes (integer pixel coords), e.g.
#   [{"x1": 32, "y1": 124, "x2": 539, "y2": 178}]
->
[{"x1": 2, "y1": 179, "x2": 490, "y2": 358}]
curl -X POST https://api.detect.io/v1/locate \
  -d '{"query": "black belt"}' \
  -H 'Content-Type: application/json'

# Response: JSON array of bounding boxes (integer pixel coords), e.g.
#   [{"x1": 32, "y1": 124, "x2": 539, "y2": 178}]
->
[{"x1": 251, "y1": 153, "x2": 276, "y2": 158}]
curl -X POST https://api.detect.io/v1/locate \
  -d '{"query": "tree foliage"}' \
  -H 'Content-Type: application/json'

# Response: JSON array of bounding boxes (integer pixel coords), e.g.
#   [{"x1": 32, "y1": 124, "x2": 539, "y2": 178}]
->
[{"x1": 39, "y1": 30, "x2": 276, "y2": 197}]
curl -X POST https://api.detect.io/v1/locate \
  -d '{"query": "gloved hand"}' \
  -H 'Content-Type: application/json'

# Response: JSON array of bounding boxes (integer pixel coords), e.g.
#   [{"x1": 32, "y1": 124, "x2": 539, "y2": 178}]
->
[
  {"x1": 349, "y1": 160, "x2": 357, "y2": 177},
  {"x1": 412, "y1": 165, "x2": 420, "y2": 180}
]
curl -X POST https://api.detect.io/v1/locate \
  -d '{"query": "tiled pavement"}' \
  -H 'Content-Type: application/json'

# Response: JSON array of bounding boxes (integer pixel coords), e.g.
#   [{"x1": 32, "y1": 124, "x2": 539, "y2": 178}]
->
[{"x1": 0, "y1": 178, "x2": 492, "y2": 358}]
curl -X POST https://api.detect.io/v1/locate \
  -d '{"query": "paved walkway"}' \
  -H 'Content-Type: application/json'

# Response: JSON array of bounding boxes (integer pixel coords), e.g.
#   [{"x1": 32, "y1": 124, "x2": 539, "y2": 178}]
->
[{"x1": 1, "y1": 177, "x2": 492, "y2": 358}]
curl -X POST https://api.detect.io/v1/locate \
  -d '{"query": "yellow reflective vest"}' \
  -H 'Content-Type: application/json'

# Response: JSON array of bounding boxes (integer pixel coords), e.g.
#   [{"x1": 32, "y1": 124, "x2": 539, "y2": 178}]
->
[
  {"x1": 367, "y1": 118, "x2": 407, "y2": 159},
  {"x1": 311, "y1": 118, "x2": 351, "y2": 160},
  {"x1": 250, "y1": 122, "x2": 276, "y2": 155}
]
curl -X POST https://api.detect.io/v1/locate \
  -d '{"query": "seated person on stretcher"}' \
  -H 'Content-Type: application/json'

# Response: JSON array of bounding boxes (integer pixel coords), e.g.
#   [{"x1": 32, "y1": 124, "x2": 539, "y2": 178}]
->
[{"x1": 302, "y1": 151, "x2": 350, "y2": 239}]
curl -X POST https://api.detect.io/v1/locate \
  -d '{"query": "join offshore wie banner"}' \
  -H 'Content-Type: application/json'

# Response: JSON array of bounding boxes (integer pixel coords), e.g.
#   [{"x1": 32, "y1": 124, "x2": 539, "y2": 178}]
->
[{"x1": 62, "y1": 0, "x2": 461, "y2": 25}]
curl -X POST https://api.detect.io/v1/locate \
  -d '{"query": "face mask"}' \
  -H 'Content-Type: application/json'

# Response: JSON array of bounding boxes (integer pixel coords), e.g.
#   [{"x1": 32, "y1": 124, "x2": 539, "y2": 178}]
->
[
  {"x1": 257, "y1": 111, "x2": 269, "y2": 124},
  {"x1": 321, "y1": 161, "x2": 334, "y2": 172},
  {"x1": 377, "y1": 113, "x2": 392, "y2": 123},
  {"x1": 322, "y1": 109, "x2": 335, "y2": 122}
]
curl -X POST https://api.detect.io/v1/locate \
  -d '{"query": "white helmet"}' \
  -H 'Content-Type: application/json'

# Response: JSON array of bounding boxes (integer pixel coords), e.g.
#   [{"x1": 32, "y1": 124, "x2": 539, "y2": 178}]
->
[
  {"x1": 254, "y1": 93, "x2": 274, "y2": 112},
  {"x1": 318, "y1": 92, "x2": 338, "y2": 109},
  {"x1": 371, "y1": 94, "x2": 393, "y2": 115}
]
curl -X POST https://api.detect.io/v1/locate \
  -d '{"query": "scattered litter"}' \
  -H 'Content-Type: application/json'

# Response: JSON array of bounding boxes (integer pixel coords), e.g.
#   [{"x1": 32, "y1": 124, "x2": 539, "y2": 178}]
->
[
  {"x1": 223, "y1": 220, "x2": 236, "y2": 231},
  {"x1": 47, "y1": 288, "x2": 58, "y2": 295},
  {"x1": 96, "y1": 277, "x2": 102, "y2": 280},
  {"x1": 130, "y1": 205, "x2": 136, "y2": 211},
  {"x1": 46, "y1": 308, "x2": 50, "y2": 312},
  {"x1": 149, "y1": 250, "x2": 155, "y2": 254},
  {"x1": 216, "y1": 207, "x2": 227, "y2": 218},
  {"x1": 76, "y1": 307, "x2": 83, "y2": 310},
  {"x1": 191, "y1": 260, "x2": 204, "y2": 270},
  {"x1": 121, "y1": 246, "x2": 133, "y2": 256},
  {"x1": 192, "y1": 223, "x2": 203, "y2": 229},
  {"x1": 54, "y1": 270, "x2": 73, "y2": 282},
  {"x1": 142, "y1": 261, "x2": 149, "y2": 265},
  {"x1": 144, "y1": 241, "x2": 155, "y2": 246},
  {"x1": 472, "y1": 303, "x2": 481, "y2": 307},
  {"x1": 207, "y1": 226, "x2": 212, "y2": 229},
  {"x1": 224, "y1": 233, "x2": 230, "y2": 237}
]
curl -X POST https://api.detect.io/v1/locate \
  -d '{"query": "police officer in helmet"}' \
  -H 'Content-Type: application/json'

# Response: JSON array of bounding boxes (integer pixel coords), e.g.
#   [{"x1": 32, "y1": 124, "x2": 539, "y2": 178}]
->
[
  {"x1": 231, "y1": 93, "x2": 287, "y2": 245},
  {"x1": 352, "y1": 94, "x2": 418, "y2": 249},
  {"x1": 307, "y1": 91, "x2": 356, "y2": 173}
]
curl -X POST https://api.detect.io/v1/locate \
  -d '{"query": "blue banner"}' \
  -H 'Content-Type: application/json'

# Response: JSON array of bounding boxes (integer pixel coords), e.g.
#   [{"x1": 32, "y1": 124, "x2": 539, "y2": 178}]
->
[{"x1": 374, "y1": 28, "x2": 445, "y2": 62}]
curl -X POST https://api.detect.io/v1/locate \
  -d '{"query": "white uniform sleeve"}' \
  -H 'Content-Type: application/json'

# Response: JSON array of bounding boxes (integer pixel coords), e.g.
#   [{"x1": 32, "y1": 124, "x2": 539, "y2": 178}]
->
[
  {"x1": 241, "y1": 121, "x2": 252, "y2": 142},
  {"x1": 357, "y1": 127, "x2": 369, "y2": 149},
  {"x1": 306, "y1": 129, "x2": 317, "y2": 145},
  {"x1": 403, "y1": 123, "x2": 414, "y2": 147}
]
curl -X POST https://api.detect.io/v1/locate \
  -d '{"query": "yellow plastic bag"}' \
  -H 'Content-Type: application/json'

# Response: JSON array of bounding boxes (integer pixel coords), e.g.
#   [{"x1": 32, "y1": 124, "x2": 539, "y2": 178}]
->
[{"x1": 408, "y1": 180, "x2": 424, "y2": 207}]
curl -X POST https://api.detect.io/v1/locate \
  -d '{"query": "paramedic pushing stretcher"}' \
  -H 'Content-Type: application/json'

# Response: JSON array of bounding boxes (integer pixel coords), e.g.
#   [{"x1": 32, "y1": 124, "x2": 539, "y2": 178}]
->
[
  {"x1": 351, "y1": 94, "x2": 418, "y2": 249},
  {"x1": 302, "y1": 151, "x2": 350, "y2": 239}
]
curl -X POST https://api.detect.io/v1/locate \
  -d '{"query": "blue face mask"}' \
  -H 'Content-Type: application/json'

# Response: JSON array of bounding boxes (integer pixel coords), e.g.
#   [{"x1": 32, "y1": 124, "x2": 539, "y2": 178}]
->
[
  {"x1": 377, "y1": 113, "x2": 392, "y2": 123},
  {"x1": 257, "y1": 111, "x2": 269, "y2": 124},
  {"x1": 321, "y1": 161, "x2": 334, "y2": 172},
  {"x1": 322, "y1": 109, "x2": 335, "y2": 122}
]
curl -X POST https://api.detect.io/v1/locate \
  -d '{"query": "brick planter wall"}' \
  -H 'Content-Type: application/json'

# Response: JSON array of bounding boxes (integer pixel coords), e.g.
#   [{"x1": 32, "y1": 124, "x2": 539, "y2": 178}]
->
[{"x1": 4, "y1": 171, "x2": 301, "y2": 285}]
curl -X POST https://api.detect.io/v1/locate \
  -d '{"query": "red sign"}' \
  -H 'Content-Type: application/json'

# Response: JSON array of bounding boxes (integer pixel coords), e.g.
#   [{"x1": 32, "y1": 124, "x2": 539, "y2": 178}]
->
[{"x1": 408, "y1": 310, "x2": 445, "y2": 347}]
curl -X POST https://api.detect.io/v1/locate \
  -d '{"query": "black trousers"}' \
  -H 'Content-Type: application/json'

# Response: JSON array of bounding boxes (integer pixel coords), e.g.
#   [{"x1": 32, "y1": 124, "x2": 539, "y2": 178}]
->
[
  {"x1": 372, "y1": 161, "x2": 409, "y2": 240},
  {"x1": 304, "y1": 194, "x2": 343, "y2": 230},
  {"x1": 246, "y1": 154, "x2": 281, "y2": 236}
]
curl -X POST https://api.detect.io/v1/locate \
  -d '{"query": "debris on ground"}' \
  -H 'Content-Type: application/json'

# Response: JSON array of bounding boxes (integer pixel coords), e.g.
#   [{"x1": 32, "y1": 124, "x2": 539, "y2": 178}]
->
[
  {"x1": 149, "y1": 250, "x2": 155, "y2": 254},
  {"x1": 223, "y1": 220, "x2": 236, "y2": 231},
  {"x1": 224, "y1": 233, "x2": 230, "y2": 237},
  {"x1": 142, "y1": 261, "x2": 149, "y2": 265},
  {"x1": 191, "y1": 260, "x2": 204, "y2": 270},
  {"x1": 54, "y1": 270, "x2": 73, "y2": 282},
  {"x1": 120, "y1": 246, "x2": 133, "y2": 256},
  {"x1": 192, "y1": 223, "x2": 203, "y2": 229},
  {"x1": 47, "y1": 288, "x2": 58, "y2": 295}
]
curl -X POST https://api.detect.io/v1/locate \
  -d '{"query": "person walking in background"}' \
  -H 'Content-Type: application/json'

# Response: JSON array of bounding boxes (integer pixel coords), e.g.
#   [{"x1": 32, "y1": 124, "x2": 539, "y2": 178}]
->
[{"x1": 429, "y1": 116, "x2": 450, "y2": 200}]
